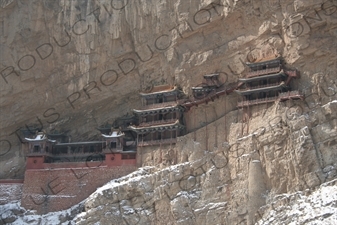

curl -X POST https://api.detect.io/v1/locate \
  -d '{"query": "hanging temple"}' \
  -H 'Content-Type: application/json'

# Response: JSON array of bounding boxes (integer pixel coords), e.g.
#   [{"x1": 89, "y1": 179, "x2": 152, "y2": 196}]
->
[{"x1": 19, "y1": 57, "x2": 303, "y2": 213}]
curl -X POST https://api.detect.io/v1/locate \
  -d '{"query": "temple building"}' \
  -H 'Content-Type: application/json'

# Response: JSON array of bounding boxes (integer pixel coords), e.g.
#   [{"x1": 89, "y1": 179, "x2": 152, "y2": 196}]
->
[
  {"x1": 23, "y1": 128, "x2": 136, "y2": 169},
  {"x1": 235, "y1": 58, "x2": 303, "y2": 108},
  {"x1": 97, "y1": 114, "x2": 138, "y2": 151},
  {"x1": 102, "y1": 128, "x2": 125, "y2": 152},
  {"x1": 130, "y1": 85, "x2": 185, "y2": 147},
  {"x1": 24, "y1": 131, "x2": 56, "y2": 154},
  {"x1": 191, "y1": 73, "x2": 222, "y2": 99},
  {"x1": 23, "y1": 131, "x2": 56, "y2": 169}
]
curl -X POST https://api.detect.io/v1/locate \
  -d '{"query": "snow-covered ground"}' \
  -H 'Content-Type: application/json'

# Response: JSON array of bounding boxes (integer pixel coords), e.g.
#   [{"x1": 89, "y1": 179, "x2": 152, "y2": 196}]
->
[
  {"x1": 258, "y1": 179, "x2": 337, "y2": 225},
  {"x1": 0, "y1": 200, "x2": 83, "y2": 225},
  {"x1": 1, "y1": 170, "x2": 337, "y2": 224},
  {"x1": 0, "y1": 167, "x2": 153, "y2": 225}
]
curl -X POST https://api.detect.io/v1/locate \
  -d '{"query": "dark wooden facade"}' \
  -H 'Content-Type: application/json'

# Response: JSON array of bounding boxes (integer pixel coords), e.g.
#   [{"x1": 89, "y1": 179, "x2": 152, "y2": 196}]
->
[
  {"x1": 131, "y1": 85, "x2": 185, "y2": 146},
  {"x1": 236, "y1": 58, "x2": 302, "y2": 108}
]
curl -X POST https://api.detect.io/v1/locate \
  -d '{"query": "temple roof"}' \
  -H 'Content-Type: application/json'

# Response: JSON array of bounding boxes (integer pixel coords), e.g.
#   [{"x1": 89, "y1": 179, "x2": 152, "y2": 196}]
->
[
  {"x1": 239, "y1": 71, "x2": 286, "y2": 82},
  {"x1": 55, "y1": 141, "x2": 105, "y2": 146},
  {"x1": 235, "y1": 82, "x2": 287, "y2": 95},
  {"x1": 129, "y1": 120, "x2": 184, "y2": 133},
  {"x1": 139, "y1": 85, "x2": 177, "y2": 97},
  {"x1": 246, "y1": 57, "x2": 281, "y2": 68},
  {"x1": 203, "y1": 73, "x2": 219, "y2": 78},
  {"x1": 102, "y1": 131, "x2": 125, "y2": 138},
  {"x1": 25, "y1": 132, "x2": 56, "y2": 142},
  {"x1": 191, "y1": 86, "x2": 217, "y2": 92}
]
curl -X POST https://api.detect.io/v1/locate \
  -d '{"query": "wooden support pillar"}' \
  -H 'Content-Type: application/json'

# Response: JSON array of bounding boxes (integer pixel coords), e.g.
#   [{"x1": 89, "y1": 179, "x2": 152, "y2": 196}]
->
[
  {"x1": 193, "y1": 109, "x2": 196, "y2": 141},
  {"x1": 247, "y1": 102, "x2": 250, "y2": 134},
  {"x1": 224, "y1": 98, "x2": 227, "y2": 142},
  {"x1": 170, "y1": 129, "x2": 173, "y2": 143},
  {"x1": 205, "y1": 109, "x2": 208, "y2": 150}
]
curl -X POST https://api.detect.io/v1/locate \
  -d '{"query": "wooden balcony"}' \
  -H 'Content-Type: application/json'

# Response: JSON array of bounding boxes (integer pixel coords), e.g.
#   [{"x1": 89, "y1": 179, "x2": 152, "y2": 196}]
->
[
  {"x1": 139, "y1": 119, "x2": 177, "y2": 127},
  {"x1": 237, "y1": 96, "x2": 279, "y2": 108},
  {"x1": 279, "y1": 91, "x2": 304, "y2": 101},
  {"x1": 102, "y1": 147, "x2": 123, "y2": 153},
  {"x1": 241, "y1": 82, "x2": 283, "y2": 91},
  {"x1": 26, "y1": 152, "x2": 53, "y2": 157},
  {"x1": 238, "y1": 91, "x2": 304, "y2": 107},
  {"x1": 138, "y1": 138, "x2": 177, "y2": 147},
  {"x1": 247, "y1": 66, "x2": 281, "y2": 78},
  {"x1": 51, "y1": 152, "x2": 102, "y2": 158},
  {"x1": 236, "y1": 82, "x2": 286, "y2": 95},
  {"x1": 141, "y1": 101, "x2": 177, "y2": 110}
]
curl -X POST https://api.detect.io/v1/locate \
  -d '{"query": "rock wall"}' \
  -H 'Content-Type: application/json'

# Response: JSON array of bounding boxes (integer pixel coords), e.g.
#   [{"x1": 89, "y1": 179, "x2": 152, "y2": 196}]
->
[
  {"x1": 73, "y1": 100, "x2": 336, "y2": 225},
  {"x1": 0, "y1": 181, "x2": 23, "y2": 205},
  {"x1": 0, "y1": 0, "x2": 337, "y2": 224},
  {"x1": 1, "y1": 0, "x2": 336, "y2": 178},
  {"x1": 21, "y1": 164, "x2": 137, "y2": 214}
]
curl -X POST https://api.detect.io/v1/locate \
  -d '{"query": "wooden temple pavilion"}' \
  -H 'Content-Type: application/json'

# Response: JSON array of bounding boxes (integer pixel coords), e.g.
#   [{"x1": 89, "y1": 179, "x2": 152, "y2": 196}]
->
[
  {"x1": 24, "y1": 131, "x2": 56, "y2": 157},
  {"x1": 235, "y1": 58, "x2": 303, "y2": 108},
  {"x1": 191, "y1": 73, "x2": 222, "y2": 99},
  {"x1": 23, "y1": 129, "x2": 136, "y2": 168},
  {"x1": 130, "y1": 85, "x2": 185, "y2": 147},
  {"x1": 101, "y1": 128, "x2": 125, "y2": 152}
]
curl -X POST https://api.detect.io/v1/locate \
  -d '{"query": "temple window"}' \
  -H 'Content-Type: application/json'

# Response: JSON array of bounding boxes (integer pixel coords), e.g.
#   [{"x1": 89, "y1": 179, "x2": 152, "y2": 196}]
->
[
  {"x1": 110, "y1": 142, "x2": 117, "y2": 149},
  {"x1": 34, "y1": 145, "x2": 40, "y2": 152},
  {"x1": 90, "y1": 146, "x2": 94, "y2": 153}
]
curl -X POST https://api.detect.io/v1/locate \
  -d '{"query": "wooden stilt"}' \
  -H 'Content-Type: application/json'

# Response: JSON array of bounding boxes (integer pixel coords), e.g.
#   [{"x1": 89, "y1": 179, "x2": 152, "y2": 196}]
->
[
  {"x1": 240, "y1": 97, "x2": 244, "y2": 137},
  {"x1": 170, "y1": 130, "x2": 172, "y2": 149},
  {"x1": 194, "y1": 109, "x2": 196, "y2": 141},
  {"x1": 158, "y1": 131, "x2": 162, "y2": 164},
  {"x1": 224, "y1": 98, "x2": 227, "y2": 142},
  {"x1": 246, "y1": 99, "x2": 250, "y2": 135},
  {"x1": 205, "y1": 109, "x2": 208, "y2": 150}
]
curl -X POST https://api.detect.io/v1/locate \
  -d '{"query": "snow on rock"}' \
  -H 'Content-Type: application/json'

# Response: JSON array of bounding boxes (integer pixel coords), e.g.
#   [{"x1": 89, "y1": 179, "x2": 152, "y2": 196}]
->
[
  {"x1": 0, "y1": 200, "x2": 83, "y2": 225},
  {"x1": 0, "y1": 184, "x2": 23, "y2": 205},
  {"x1": 258, "y1": 179, "x2": 337, "y2": 225}
]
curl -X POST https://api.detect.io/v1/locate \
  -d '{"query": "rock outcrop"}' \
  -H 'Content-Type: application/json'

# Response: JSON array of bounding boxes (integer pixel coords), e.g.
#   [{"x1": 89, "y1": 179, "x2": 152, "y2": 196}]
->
[
  {"x1": 70, "y1": 99, "x2": 337, "y2": 225},
  {"x1": 0, "y1": 0, "x2": 337, "y2": 224}
]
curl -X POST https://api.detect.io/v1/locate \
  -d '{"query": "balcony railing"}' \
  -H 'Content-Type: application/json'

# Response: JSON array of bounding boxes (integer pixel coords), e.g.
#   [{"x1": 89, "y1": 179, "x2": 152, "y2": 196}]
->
[
  {"x1": 241, "y1": 82, "x2": 284, "y2": 91},
  {"x1": 26, "y1": 148, "x2": 104, "y2": 157},
  {"x1": 142, "y1": 101, "x2": 177, "y2": 110},
  {"x1": 238, "y1": 90, "x2": 304, "y2": 107},
  {"x1": 279, "y1": 90, "x2": 304, "y2": 100},
  {"x1": 139, "y1": 119, "x2": 177, "y2": 127},
  {"x1": 26, "y1": 152, "x2": 53, "y2": 157},
  {"x1": 102, "y1": 147, "x2": 123, "y2": 153},
  {"x1": 247, "y1": 66, "x2": 281, "y2": 78},
  {"x1": 138, "y1": 138, "x2": 177, "y2": 146},
  {"x1": 238, "y1": 96, "x2": 279, "y2": 107}
]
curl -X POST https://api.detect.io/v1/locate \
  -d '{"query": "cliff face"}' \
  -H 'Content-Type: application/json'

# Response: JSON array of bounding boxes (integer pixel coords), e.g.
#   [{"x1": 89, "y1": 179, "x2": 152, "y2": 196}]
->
[
  {"x1": 71, "y1": 100, "x2": 337, "y2": 225},
  {"x1": 1, "y1": 0, "x2": 337, "y2": 224},
  {"x1": 2, "y1": 0, "x2": 336, "y2": 178}
]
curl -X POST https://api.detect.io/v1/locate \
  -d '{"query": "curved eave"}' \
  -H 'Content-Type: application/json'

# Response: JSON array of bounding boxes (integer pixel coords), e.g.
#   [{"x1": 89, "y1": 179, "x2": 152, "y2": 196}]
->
[
  {"x1": 191, "y1": 87, "x2": 216, "y2": 92},
  {"x1": 203, "y1": 73, "x2": 219, "y2": 78},
  {"x1": 239, "y1": 72, "x2": 286, "y2": 82},
  {"x1": 101, "y1": 133, "x2": 125, "y2": 138},
  {"x1": 235, "y1": 82, "x2": 287, "y2": 95},
  {"x1": 129, "y1": 120, "x2": 184, "y2": 133},
  {"x1": 139, "y1": 86, "x2": 178, "y2": 97},
  {"x1": 25, "y1": 138, "x2": 56, "y2": 143},
  {"x1": 55, "y1": 141, "x2": 105, "y2": 146},
  {"x1": 132, "y1": 105, "x2": 184, "y2": 114}
]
